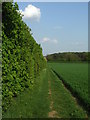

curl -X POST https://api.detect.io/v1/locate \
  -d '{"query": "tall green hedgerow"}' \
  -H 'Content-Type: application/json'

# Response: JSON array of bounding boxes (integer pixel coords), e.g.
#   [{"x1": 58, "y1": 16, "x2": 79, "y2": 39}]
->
[{"x1": 2, "y1": 2, "x2": 46, "y2": 112}]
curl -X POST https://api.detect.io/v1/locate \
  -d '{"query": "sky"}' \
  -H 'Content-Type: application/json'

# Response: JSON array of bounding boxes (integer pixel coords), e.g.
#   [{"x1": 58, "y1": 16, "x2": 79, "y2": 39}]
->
[{"x1": 17, "y1": 2, "x2": 88, "y2": 56}]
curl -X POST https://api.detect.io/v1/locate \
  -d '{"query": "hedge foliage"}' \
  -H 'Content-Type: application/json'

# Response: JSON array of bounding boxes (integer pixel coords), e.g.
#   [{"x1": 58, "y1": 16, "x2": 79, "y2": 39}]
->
[{"x1": 2, "y1": 2, "x2": 46, "y2": 111}]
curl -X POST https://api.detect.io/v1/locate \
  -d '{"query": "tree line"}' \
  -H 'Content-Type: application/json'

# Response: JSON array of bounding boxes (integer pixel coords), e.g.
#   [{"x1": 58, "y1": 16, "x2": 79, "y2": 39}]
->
[
  {"x1": 2, "y1": 2, "x2": 46, "y2": 112},
  {"x1": 46, "y1": 52, "x2": 89, "y2": 62}
]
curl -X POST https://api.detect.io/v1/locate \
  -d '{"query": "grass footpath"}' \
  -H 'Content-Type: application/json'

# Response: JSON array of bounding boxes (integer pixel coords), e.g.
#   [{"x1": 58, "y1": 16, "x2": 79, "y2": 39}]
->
[
  {"x1": 3, "y1": 69, "x2": 50, "y2": 118},
  {"x1": 3, "y1": 67, "x2": 87, "y2": 118}
]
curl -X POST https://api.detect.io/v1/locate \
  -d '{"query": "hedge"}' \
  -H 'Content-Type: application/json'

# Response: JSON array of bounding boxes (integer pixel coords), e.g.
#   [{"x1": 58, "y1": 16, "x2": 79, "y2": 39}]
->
[{"x1": 2, "y1": 2, "x2": 46, "y2": 112}]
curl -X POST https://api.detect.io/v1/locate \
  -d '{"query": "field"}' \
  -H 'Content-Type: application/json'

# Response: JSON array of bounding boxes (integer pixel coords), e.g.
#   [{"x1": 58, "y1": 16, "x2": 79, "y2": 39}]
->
[
  {"x1": 48, "y1": 62, "x2": 89, "y2": 113},
  {"x1": 3, "y1": 66, "x2": 88, "y2": 118}
]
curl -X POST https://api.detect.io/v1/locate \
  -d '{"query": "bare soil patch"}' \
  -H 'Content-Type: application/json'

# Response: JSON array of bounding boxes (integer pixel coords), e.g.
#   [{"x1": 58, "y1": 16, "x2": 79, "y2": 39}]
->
[
  {"x1": 48, "y1": 110, "x2": 59, "y2": 118},
  {"x1": 48, "y1": 80, "x2": 59, "y2": 118}
]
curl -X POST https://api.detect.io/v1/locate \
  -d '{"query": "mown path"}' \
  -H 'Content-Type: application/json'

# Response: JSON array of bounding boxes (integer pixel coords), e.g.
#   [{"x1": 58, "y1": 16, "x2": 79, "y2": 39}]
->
[
  {"x1": 3, "y1": 67, "x2": 87, "y2": 118},
  {"x1": 48, "y1": 79, "x2": 59, "y2": 118}
]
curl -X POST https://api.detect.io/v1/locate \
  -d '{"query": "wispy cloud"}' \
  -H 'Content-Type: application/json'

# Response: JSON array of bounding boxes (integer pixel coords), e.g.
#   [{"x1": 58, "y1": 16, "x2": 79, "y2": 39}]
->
[
  {"x1": 41, "y1": 37, "x2": 58, "y2": 44},
  {"x1": 42, "y1": 37, "x2": 50, "y2": 43},
  {"x1": 19, "y1": 4, "x2": 41, "y2": 22}
]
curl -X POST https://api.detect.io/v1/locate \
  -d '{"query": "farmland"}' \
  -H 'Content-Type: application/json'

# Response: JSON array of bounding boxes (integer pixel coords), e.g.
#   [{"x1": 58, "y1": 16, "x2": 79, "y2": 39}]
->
[{"x1": 48, "y1": 62, "x2": 89, "y2": 114}]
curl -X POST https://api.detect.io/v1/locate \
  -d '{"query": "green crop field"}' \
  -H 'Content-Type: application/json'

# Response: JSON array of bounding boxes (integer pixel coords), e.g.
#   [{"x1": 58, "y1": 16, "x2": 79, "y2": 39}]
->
[{"x1": 48, "y1": 62, "x2": 89, "y2": 114}]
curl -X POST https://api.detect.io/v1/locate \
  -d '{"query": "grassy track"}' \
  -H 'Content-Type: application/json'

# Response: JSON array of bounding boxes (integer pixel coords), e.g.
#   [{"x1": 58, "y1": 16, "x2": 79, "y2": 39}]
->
[
  {"x1": 3, "y1": 69, "x2": 49, "y2": 118},
  {"x1": 3, "y1": 67, "x2": 87, "y2": 118}
]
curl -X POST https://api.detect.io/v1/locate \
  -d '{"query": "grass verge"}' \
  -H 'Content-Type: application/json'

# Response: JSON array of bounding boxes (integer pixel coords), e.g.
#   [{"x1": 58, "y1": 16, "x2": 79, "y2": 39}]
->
[{"x1": 3, "y1": 68, "x2": 49, "y2": 118}]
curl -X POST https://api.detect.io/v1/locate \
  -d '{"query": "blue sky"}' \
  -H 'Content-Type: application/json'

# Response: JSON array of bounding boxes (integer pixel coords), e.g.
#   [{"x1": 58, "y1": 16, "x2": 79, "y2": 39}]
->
[{"x1": 17, "y1": 2, "x2": 88, "y2": 56}]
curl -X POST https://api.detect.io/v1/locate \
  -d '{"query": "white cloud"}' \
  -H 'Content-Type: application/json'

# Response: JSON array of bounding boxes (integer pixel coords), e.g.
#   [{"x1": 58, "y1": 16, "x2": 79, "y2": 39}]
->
[
  {"x1": 42, "y1": 37, "x2": 50, "y2": 43},
  {"x1": 19, "y1": 4, "x2": 41, "y2": 21},
  {"x1": 41, "y1": 37, "x2": 58, "y2": 44}
]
